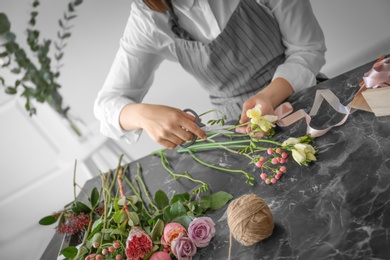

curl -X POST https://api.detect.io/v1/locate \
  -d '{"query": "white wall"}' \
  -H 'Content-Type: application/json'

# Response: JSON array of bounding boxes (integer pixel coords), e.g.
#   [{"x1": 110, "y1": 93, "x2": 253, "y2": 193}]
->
[
  {"x1": 312, "y1": 0, "x2": 390, "y2": 78},
  {"x1": 1, "y1": 1, "x2": 390, "y2": 259}
]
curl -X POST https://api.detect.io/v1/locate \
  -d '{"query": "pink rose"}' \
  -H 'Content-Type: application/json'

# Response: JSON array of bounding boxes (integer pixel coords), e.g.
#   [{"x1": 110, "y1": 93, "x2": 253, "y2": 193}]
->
[
  {"x1": 149, "y1": 251, "x2": 171, "y2": 260},
  {"x1": 171, "y1": 234, "x2": 197, "y2": 260},
  {"x1": 162, "y1": 222, "x2": 187, "y2": 246},
  {"x1": 187, "y1": 217, "x2": 216, "y2": 248}
]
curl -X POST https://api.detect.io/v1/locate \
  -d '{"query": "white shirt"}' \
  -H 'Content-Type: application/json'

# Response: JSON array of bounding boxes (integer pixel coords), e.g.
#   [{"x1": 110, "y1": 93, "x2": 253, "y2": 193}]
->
[{"x1": 94, "y1": 0, "x2": 326, "y2": 143}]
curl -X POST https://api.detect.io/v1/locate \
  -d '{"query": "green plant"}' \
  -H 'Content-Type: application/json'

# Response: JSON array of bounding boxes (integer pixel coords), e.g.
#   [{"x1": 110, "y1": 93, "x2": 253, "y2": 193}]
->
[
  {"x1": 0, "y1": 0, "x2": 83, "y2": 136},
  {"x1": 39, "y1": 155, "x2": 233, "y2": 259}
]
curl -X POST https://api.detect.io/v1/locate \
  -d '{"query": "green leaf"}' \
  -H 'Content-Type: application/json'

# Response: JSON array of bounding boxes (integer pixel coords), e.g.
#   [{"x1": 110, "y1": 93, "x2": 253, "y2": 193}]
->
[
  {"x1": 89, "y1": 219, "x2": 102, "y2": 238},
  {"x1": 38, "y1": 215, "x2": 57, "y2": 225},
  {"x1": 32, "y1": 1, "x2": 40, "y2": 8},
  {"x1": 0, "y1": 13, "x2": 11, "y2": 34},
  {"x1": 172, "y1": 215, "x2": 194, "y2": 229},
  {"x1": 90, "y1": 187, "x2": 100, "y2": 208},
  {"x1": 90, "y1": 232, "x2": 101, "y2": 243},
  {"x1": 72, "y1": 201, "x2": 91, "y2": 214},
  {"x1": 68, "y1": 3, "x2": 74, "y2": 12},
  {"x1": 129, "y1": 211, "x2": 140, "y2": 226},
  {"x1": 163, "y1": 205, "x2": 173, "y2": 223},
  {"x1": 154, "y1": 190, "x2": 169, "y2": 210},
  {"x1": 169, "y1": 201, "x2": 187, "y2": 219},
  {"x1": 113, "y1": 210, "x2": 127, "y2": 224},
  {"x1": 171, "y1": 192, "x2": 190, "y2": 204},
  {"x1": 60, "y1": 246, "x2": 78, "y2": 259},
  {"x1": 201, "y1": 191, "x2": 233, "y2": 211},
  {"x1": 74, "y1": 0, "x2": 83, "y2": 6},
  {"x1": 150, "y1": 218, "x2": 164, "y2": 242},
  {"x1": 5, "y1": 87, "x2": 17, "y2": 94},
  {"x1": 199, "y1": 197, "x2": 211, "y2": 211},
  {"x1": 117, "y1": 196, "x2": 126, "y2": 206}
]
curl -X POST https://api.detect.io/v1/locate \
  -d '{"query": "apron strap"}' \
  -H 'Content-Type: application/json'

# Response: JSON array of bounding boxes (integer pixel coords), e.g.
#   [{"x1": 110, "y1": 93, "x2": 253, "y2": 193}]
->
[{"x1": 163, "y1": 0, "x2": 195, "y2": 41}]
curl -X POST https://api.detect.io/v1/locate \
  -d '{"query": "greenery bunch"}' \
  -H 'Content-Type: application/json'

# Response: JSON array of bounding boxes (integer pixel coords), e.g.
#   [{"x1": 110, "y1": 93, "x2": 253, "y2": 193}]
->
[
  {"x1": 39, "y1": 155, "x2": 233, "y2": 259},
  {"x1": 0, "y1": 0, "x2": 83, "y2": 135}
]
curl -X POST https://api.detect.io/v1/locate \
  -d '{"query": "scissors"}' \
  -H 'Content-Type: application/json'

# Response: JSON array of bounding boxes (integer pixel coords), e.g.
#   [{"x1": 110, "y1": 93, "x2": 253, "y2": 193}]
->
[{"x1": 180, "y1": 108, "x2": 235, "y2": 148}]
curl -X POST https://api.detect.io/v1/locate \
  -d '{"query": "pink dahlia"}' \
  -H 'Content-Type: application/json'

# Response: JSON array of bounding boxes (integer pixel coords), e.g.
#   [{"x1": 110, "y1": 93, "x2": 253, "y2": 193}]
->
[{"x1": 125, "y1": 226, "x2": 153, "y2": 260}]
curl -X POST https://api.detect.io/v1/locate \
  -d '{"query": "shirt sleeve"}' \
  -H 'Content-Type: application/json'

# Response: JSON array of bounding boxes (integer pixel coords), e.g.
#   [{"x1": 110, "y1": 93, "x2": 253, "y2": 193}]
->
[
  {"x1": 94, "y1": 1, "x2": 167, "y2": 143},
  {"x1": 262, "y1": 0, "x2": 327, "y2": 92}
]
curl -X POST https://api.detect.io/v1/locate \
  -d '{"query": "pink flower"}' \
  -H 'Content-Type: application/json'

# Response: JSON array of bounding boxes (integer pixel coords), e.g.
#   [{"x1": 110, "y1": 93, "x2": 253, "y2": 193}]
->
[
  {"x1": 125, "y1": 226, "x2": 153, "y2": 260},
  {"x1": 187, "y1": 217, "x2": 216, "y2": 248},
  {"x1": 171, "y1": 234, "x2": 197, "y2": 260},
  {"x1": 162, "y1": 222, "x2": 187, "y2": 246},
  {"x1": 149, "y1": 251, "x2": 171, "y2": 260}
]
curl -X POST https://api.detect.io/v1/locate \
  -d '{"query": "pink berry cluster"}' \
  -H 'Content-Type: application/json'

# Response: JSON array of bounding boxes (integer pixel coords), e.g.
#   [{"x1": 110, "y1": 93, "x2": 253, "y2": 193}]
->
[
  {"x1": 85, "y1": 240, "x2": 123, "y2": 260},
  {"x1": 254, "y1": 147, "x2": 288, "y2": 184}
]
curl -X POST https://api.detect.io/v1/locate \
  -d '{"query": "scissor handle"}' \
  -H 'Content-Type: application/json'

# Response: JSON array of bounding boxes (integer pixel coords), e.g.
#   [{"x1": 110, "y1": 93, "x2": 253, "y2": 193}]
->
[
  {"x1": 182, "y1": 108, "x2": 203, "y2": 127},
  {"x1": 180, "y1": 108, "x2": 204, "y2": 148}
]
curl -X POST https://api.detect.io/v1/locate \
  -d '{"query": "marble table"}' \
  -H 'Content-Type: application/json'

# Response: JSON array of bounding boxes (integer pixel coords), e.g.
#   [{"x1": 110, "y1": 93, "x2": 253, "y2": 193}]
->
[{"x1": 41, "y1": 57, "x2": 390, "y2": 260}]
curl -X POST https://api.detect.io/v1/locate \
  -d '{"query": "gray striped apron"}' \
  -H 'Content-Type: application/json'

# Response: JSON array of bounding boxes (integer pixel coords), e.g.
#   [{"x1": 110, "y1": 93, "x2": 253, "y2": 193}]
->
[{"x1": 170, "y1": 0, "x2": 286, "y2": 120}]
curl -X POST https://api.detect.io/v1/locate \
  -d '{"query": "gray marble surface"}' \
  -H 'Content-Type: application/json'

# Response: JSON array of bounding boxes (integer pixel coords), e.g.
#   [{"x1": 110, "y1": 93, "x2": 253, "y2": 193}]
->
[{"x1": 42, "y1": 58, "x2": 390, "y2": 260}]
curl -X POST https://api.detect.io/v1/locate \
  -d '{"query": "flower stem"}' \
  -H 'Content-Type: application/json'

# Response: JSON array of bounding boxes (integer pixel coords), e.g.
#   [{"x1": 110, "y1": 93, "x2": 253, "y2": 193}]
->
[
  {"x1": 136, "y1": 163, "x2": 160, "y2": 213},
  {"x1": 187, "y1": 150, "x2": 255, "y2": 186},
  {"x1": 157, "y1": 151, "x2": 209, "y2": 193},
  {"x1": 117, "y1": 166, "x2": 130, "y2": 220}
]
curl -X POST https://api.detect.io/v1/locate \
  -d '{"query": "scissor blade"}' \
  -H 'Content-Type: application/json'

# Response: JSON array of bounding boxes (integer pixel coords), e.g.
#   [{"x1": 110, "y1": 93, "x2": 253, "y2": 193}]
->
[{"x1": 201, "y1": 125, "x2": 236, "y2": 133}]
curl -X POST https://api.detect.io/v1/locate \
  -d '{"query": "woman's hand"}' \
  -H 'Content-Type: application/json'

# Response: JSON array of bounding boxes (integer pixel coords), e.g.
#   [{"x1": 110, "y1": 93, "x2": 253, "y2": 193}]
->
[
  {"x1": 236, "y1": 77, "x2": 294, "y2": 135},
  {"x1": 120, "y1": 104, "x2": 207, "y2": 149}
]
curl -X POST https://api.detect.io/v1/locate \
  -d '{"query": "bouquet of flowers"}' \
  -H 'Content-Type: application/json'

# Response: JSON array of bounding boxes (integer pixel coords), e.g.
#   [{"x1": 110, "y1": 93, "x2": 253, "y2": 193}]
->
[{"x1": 39, "y1": 156, "x2": 233, "y2": 260}]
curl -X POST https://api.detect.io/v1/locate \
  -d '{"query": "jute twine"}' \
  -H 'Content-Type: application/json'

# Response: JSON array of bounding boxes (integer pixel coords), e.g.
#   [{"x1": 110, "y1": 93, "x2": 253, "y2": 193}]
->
[{"x1": 226, "y1": 194, "x2": 274, "y2": 259}]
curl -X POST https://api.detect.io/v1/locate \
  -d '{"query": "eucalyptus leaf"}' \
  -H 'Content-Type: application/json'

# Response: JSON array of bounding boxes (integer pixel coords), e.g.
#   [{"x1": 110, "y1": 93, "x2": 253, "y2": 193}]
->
[{"x1": 0, "y1": 13, "x2": 11, "y2": 34}]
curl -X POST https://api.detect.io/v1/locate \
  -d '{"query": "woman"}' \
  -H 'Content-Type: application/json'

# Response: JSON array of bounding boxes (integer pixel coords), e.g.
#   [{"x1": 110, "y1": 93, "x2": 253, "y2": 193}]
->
[{"x1": 94, "y1": 0, "x2": 326, "y2": 149}]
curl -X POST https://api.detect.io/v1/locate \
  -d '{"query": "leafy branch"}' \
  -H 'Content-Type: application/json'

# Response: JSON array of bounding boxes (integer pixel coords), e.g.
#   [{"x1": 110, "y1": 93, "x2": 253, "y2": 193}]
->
[{"x1": 0, "y1": 0, "x2": 83, "y2": 135}]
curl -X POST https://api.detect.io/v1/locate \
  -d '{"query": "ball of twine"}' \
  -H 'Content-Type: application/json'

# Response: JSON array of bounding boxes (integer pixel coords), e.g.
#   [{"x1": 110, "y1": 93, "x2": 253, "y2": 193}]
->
[{"x1": 227, "y1": 194, "x2": 274, "y2": 246}]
